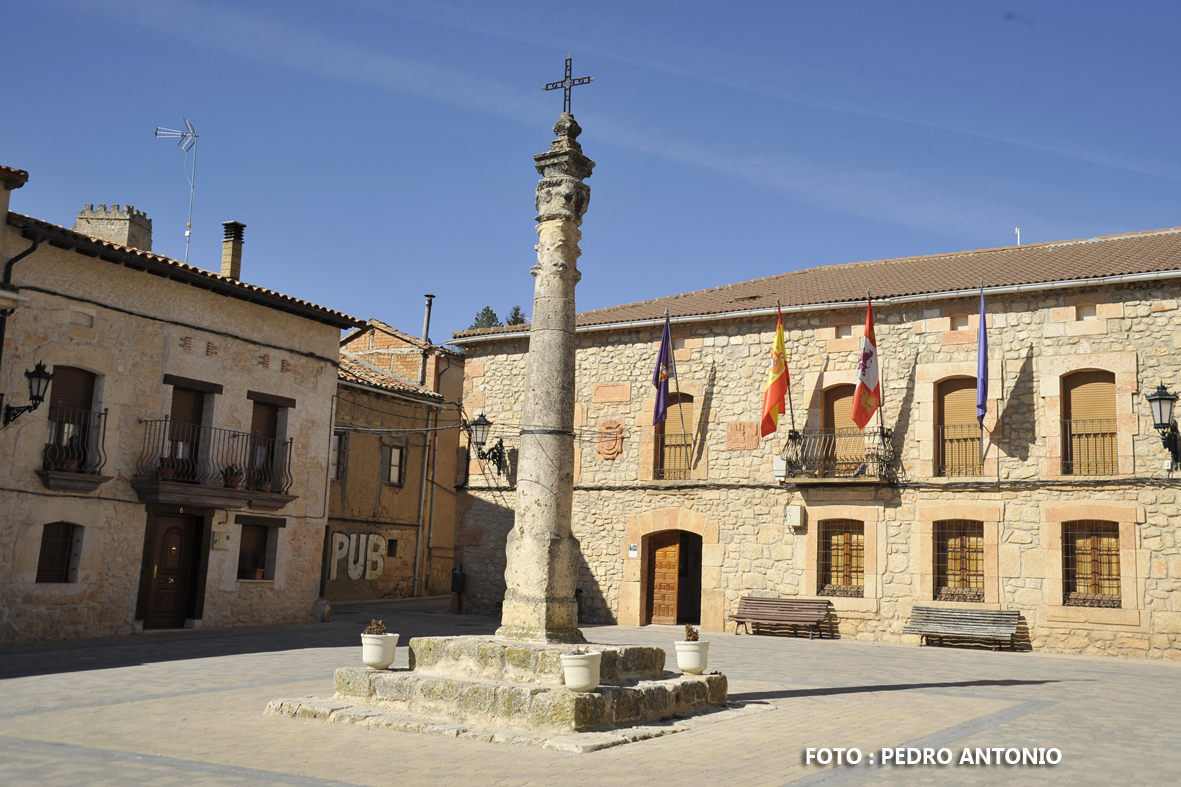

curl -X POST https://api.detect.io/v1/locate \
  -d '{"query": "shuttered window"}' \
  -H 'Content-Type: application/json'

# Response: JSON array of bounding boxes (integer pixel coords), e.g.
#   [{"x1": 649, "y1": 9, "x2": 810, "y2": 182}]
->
[
  {"x1": 48, "y1": 367, "x2": 95, "y2": 411},
  {"x1": 818, "y1": 519, "x2": 864, "y2": 597},
  {"x1": 381, "y1": 444, "x2": 405, "y2": 486},
  {"x1": 655, "y1": 393, "x2": 693, "y2": 480},
  {"x1": 167, "y1": 388, "x2": 203, "y2": 473},
  {"x1": 824, "y1": 385, "x2": 857, "y2": 431},
  {"x1": 818, "y1": 385, "x2": 863, "y2": 477},
  {"x1": 36, "y1": 522, "x2": 80, "y2": 583},
  {"x1": 170, "y1": 388, "x2": 204, "y2": 425},
  {"x1": 1062, "y1": 371, "x2": 1117, "y2": 475},
  {"x1": 238, "y1": 524, "x2": 271, "y2": 579},
  {"x1": 251, "y1": 401, "x2": 279, "y2": 441},
  {"x1": 936, "y1": 378, "x2": 982, "y2": 476}
]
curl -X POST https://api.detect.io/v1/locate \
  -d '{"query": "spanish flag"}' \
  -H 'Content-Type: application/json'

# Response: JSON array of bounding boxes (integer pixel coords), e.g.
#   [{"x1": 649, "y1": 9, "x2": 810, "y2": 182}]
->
[
  {"x1": 851, "y1": 295, "x2": 881, "y2": 430},
  {"x1": 760, "y1": 305, "x2": 789, "y2": 437}
]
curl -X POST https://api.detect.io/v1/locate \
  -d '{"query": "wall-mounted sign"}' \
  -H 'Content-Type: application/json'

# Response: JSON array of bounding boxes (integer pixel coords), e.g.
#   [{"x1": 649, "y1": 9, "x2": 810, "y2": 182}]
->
[
  {"x1": 329, "y1": 532, "x2": 386, "y2": 580},
  {"x1": 628, "y1": 543, "x2": 638, "y2": 558}
]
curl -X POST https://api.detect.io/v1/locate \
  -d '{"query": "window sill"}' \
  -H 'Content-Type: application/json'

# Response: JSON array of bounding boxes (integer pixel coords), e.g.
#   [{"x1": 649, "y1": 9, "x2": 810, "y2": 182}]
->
[
  {"x1": 1045, "y1": 605, "x2": 1140, "y2": 627},
  {"x1": 237, "y1": 578, "x2": 274, "y2": 584},
  {"x1": 918, "y1": 599, "x2": 1004, "y2": 611}
]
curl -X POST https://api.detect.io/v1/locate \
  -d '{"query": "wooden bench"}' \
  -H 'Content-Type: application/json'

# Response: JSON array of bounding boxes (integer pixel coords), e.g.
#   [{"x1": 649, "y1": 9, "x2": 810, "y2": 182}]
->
[
  {"x1": 902, "y1": 606, "x2": 1020, "y2": 651},
  {"x1": 728, "y1": 597, "x2": 831, "y2": 639}
]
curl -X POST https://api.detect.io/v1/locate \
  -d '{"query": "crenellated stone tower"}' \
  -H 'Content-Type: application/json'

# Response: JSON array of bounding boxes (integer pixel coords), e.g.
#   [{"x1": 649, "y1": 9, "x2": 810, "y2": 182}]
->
[
  {"x1": 72, "y1": 204, "x2": 153, "y2": 251},
  {"x1": 495, "y1": 114, "x2": 595, "y2": 643}
]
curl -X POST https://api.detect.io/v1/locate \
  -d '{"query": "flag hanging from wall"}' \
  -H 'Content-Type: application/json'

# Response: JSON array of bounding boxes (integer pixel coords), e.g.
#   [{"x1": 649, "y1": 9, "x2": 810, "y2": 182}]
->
[
  {"x1": 652, "y1": 312, "x2": 676, "y2": 425},
  {"x1": 976, "y1": 284, "x2": 988, "y2": 424},
  {"x1": 851, "y1": 295, "x2": 881, "y2": 430},
  {"x1": 760, "y1": 304, "x2": 789, "y2": 437}
]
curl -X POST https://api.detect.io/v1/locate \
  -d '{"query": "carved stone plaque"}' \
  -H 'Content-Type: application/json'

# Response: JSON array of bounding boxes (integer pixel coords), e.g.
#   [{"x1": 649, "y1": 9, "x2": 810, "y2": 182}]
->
[{"x1": 598, "y1": 419, "x2": 624, "y2": 460}]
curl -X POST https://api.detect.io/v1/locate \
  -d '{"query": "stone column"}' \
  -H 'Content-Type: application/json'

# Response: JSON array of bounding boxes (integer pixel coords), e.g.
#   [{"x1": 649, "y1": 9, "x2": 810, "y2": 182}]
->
[{"x1": 496, "y1": 114, "x2": 594, "y2": 643}]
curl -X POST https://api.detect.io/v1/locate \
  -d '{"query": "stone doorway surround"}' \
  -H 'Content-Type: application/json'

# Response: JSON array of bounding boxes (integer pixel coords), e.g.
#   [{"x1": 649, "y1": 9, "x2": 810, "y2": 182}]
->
[{"x1": 618, "y1": 507, "x2": 721, "y2": 630}]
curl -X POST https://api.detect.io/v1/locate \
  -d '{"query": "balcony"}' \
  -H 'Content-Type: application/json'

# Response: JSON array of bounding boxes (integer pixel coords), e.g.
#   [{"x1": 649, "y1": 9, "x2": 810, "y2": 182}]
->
[
  {"x1": 1061, "y1": 418, "x2": 1117, "y2": 476},
  {"x1": 935, "y1": 424, "x2": 984, "y2": 477},
  {"x1": 35, "y1": 406, "x2": 113, "y2": 492},
  {"x1": 130, "y1": 417, "x2": 297, "y2": 511},
  {"x1": 780, "y1": 426, "x2": 898, "y2": 484},
  {"x1": 654, "y1": 432, "x2": 693, "y2": 481}
]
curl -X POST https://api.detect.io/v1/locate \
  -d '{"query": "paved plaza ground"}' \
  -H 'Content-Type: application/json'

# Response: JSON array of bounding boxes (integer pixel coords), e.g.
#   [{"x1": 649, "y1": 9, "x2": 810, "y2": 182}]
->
[{"x1": 0, "y1": 597, "x2": 1177, "y2": 786}]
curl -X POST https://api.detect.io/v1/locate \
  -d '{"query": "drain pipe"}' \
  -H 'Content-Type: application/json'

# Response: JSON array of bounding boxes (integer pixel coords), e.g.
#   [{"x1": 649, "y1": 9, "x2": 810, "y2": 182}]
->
[
  {"x1": 418, "y1": 293, "x2": 434, "y2": 386},
  {"x1": 0, "y1": 231, "x2": 41, "y2": 372}
]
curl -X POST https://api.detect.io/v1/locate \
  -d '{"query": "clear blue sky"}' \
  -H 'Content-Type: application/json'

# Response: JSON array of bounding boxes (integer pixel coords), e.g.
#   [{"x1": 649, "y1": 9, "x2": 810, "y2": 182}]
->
[{"x1": 3, "y1": 1, "x2": 1179, "y2": 342}]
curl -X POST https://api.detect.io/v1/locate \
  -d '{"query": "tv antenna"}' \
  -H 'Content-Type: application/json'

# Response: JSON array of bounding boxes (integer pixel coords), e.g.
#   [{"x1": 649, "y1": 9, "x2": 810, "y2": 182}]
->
[
  {"x1": 154, "y1": 117, "x2": 199, "y2": 263},
  {"x1": 1015, "y1": 227, "x2": 1021, "y2": 246}
]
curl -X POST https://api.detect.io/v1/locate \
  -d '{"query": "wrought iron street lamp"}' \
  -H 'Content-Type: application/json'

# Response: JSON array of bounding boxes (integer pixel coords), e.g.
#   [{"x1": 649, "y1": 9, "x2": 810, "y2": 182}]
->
[
  {"x1": 1146, "y1": 383, "x2": 1179, "y2": 469},
  {"x1": 4, "y1": 361, "x2": 54, "y2": 426},
  {"x1": 469, "y1": 414, "x2": 506, "y2": 475}
]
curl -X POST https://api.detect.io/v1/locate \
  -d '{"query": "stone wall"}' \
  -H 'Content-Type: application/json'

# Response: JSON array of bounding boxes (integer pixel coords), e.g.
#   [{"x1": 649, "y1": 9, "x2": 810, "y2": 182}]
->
[
  {"x1": 456, "y1": 281, "x2": 1181, "y2": 659},
  {"x1": 0, "y1": 240, "x2": 340, "y2": 644}
]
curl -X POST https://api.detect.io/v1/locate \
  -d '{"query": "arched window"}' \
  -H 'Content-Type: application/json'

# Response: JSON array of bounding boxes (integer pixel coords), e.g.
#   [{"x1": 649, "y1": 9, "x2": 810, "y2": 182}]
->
[
  {"x1": 654, "y1": 393, "x2": 693, "y2": 480},
  {"x1": 819, "y1": 384, "x2": 864, "y2": 477},
  {"x1": 818, "y1": 519, "x2": 864, "y2": 597},
  {"x1": 1062, "y1": 371, "x2": 1116, "y2": 475},
  {"x1": 36, "y1": 522, "x2": 82, "y2": 583},
  {"x1": 1063, "y1": 520, "x2": 1121, "y2": 607},
  {"x1": 936, "y1": 377, "x2": 981, "y2": 476},
  {"x1": 934, "y1": 520, "x2": 984, "y2": 601}
]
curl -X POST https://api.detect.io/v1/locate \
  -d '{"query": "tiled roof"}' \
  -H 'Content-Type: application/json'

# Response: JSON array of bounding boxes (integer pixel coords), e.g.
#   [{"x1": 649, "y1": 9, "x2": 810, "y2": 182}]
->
[
  {"x1": 6, "y1": 212, "x2": 362, "y2": 329},
  {"x1": 343, "y1": 318, "x2": 463, "y2": 357},
  {"x1": 338, "y1": 353, "x2": 444, "y2": 402},
  {"x1": 453, "y1": 226, "x2": 1181, "y2": 340},
  {"x1": 1, "y1": 165, "x2": 28, "y2": 189}
]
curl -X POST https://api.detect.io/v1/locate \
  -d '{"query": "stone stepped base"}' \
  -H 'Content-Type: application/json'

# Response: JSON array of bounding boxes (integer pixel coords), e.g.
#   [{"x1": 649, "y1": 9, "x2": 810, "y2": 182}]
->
[
  {"x1": 407, "y1": 635, "x2": 667, "y2": 685},
  {"x1": 330, "y1": 667, "x2": 727, "y2": 735}
]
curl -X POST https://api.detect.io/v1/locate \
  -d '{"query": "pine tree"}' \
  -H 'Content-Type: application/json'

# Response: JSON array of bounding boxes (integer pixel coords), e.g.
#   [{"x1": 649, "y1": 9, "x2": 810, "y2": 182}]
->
[
  {"x1": 505, "y1": 305, "x2": 527, "y2": 325},
  {"x1": 469, "y1": 306, "x2": 502, "y2": 330}
]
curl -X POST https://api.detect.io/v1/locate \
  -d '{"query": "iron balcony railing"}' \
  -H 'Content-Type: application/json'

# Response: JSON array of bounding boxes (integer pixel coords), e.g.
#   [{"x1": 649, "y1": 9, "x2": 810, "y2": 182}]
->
[
  {"x1": 654, "y1": 432, "x2": 693, "y2": 480},
  {"x1": 42, "y1": 406, "x2": 109, "y2": 474},
  {"x1": 935, "y1": 424, "x2": 983, "y2": 477},
  {"x1": 782, "y1": 426, "x2": 896, "y2": 481},
  {"x1": 1061, "y1": 418, "x2": 1118, "y2": 476},
  {"x1": 134, "y1": 417, "x2": 293, "y2": 494}
]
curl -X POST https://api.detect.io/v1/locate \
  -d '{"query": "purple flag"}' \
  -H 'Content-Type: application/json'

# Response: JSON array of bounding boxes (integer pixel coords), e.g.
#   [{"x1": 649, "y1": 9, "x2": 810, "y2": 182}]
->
[
  {"x1": 977, "y1": 285, "x2": 988, "y2": 424},
  {"x1": 652, "y1": 313, "x2": 676, "y2": 425}
]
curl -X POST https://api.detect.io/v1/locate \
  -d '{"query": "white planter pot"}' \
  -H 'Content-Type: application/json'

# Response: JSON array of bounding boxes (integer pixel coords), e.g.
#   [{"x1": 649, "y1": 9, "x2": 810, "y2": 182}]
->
[
  {"x1": 675, "y1": 640, "x2": 710, "y2": 675},
  {"x1": 361, "y1": 633, "x2": 399, "y2": 670},
  {"x1": 560, "y1": 651, "x2": 602, "y2": 692}
]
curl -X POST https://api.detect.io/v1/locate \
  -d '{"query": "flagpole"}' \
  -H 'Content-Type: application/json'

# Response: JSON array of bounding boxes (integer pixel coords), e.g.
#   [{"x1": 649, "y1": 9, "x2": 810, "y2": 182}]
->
[
  {"x1": 869, "y1": 289, "x2": 886, "y2": 432},
  {"x1": 667, "y1": 310, "x2": 691, "y2": 468},
  {"x1": 778, "y1": 298, "x2": 797, "y2": 431},
  {"x1": 979, "y1": 277, "x2": 986, "y2": 470}
]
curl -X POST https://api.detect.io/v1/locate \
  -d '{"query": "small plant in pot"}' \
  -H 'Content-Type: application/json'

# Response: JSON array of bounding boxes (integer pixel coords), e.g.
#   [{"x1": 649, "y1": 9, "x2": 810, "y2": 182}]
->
[
  {"x1": 158, "y1": 457, "x2": 177, "y2": 481},
  {"x1": 223, "y1": 464, "x2": 244, "y2": 489},
  {"x1": 360, "y1": 619, "x2": 399, "y2": 670},
  {"x1": 559, "y1": 646, "x2": 603, "y2": 692},
  {"x1": 247, "y1": 550, "x2": 265, "y2": 580},
  {"x1": 675, "y1": 624, "x2": 710, "y2": 675}
]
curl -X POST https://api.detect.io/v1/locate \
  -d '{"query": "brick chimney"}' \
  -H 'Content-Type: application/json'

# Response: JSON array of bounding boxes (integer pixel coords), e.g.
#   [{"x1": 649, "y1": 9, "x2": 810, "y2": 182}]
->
[
  {"x1": 221, "y1": 221, "x2": 245, "y2": 280},
  {"x1": 73, "y1": 204, "x2": 153, "y2": 251}
]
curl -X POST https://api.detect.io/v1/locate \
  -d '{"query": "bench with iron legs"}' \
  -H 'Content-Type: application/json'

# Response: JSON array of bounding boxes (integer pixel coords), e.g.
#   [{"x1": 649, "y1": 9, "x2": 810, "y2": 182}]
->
[
  {"x1": 902, "y1": 606, "x2": 1020, "y2": 651},
  {"x1": 728, "y1": 597, "x2": 831, "y2": 639}
]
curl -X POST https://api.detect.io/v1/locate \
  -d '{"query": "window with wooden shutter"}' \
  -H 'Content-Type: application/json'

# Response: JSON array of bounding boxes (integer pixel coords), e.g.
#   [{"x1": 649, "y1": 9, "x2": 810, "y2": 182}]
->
[
  {"x1": 1063, "y1": 521, "x2": 1120, "y2": 607},
  {"x1": 936, "y1": 378, "x2": 982, "y2": 476},
  {"x1": 818, "y1": 519, "x2": 864, "y2": 597},
  {"x1": 36, "y1": 522, "x2": 81, "y2": 583},
  {"x1": 167, "y1": 388, "x2": 204, "y2": 479},
  {"x1": 248, "y1": 401, "x2": 280, "y2": 489},
  {"x1": 251, "y1": 401, "x2": 279, "y2": 441},
  {"x1": 381, "y1": 444, "x2": 405, "y2": 486},
  {"x1": 818, "y1": 385, "x2": 863, "y2": 477},
  {"x1": 1062, "y1": 371, "x2": 1116, "y2": 475},
  {"x1": 934, "y1": 520, "x2": 984, "y2": 601},
  {"x1": 654, "y1": 393, "x2": 693, "y2": 480},
  {"x1": 238, "y1": 524, "x2": 271, "y2": 580},
  {"x1": 45, "y1": 367, "x2": 98, "y2": 473}
]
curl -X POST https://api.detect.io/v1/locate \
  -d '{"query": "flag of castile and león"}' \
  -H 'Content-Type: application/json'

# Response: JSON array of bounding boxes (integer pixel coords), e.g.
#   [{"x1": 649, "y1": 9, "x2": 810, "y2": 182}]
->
[
  {"x1": 851, "y1": 295, "x2": 881, "y2": 430},
  {"x1": 760, "y1": 304, "x2": 789, "y2": 437}
]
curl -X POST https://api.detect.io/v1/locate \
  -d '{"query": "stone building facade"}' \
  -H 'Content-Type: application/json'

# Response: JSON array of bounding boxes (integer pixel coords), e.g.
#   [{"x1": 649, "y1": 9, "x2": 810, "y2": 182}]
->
[
  {"x1": 453, "y1": 227, "x2": 1181, "y2": 660},
  {"x1": 324, "y1": 344, "x2": 461, "y2": 602},
  {"x1": 0, "y1": 166, "x2": 361, "y2": 644}
]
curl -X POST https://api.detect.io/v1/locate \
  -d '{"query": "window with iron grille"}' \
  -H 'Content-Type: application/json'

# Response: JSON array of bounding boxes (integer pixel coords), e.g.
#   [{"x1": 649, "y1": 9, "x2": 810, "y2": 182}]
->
[
  {"x1": 818, "y1": 519, "x2": 864, "y2": 597},
  {"x1": 36, "y1": 522, "x2": 81, "y2": 583},
  {"x1": 935, "y1": 378, "x2": 982, "y2": 477},
  {"x1": 1063, "y1": 520, "x2": 1121, "y2": 607},
  {"x1": 1061, "y1": 371, "x2": 1117, "y2": 476},
  {"x1": 654, "y1": 393, "x2": 693, "y2": 480},
  {"x1": 238, "y1": 523, "x2": 272, "y2": 580},
  {"x1": 934, "y1": 520, "x2": 984, "y2": 602}
]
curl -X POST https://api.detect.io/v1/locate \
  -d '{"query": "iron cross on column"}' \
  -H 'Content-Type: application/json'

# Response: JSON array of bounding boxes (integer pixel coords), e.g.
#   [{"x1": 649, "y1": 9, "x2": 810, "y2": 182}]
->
[{"x1": 543, "y1": 54, "x2": 594, "y2": 114}]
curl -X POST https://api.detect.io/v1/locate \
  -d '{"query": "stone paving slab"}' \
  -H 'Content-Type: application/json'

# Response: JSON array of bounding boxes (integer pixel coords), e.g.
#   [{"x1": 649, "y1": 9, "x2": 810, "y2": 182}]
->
[{"x1": 1, "y1": 602, "x2": 1179, "y2": 786}]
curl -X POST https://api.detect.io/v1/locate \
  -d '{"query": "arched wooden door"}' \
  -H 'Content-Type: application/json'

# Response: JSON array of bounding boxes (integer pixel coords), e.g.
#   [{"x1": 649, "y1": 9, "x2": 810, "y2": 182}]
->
[
  {"x1": 143, "y1": 514, "x2": 198, "y2": 629},
  {"x1": 647, "y1": 531, "x2": 680, "y2": 625}
]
